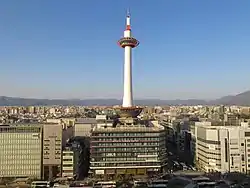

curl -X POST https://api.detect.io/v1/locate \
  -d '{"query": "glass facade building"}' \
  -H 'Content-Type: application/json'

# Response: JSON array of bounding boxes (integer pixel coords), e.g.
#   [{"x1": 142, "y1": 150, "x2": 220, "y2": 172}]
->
[{"x1": 90, "y1": 119, "x2": 167, "y2": 179}]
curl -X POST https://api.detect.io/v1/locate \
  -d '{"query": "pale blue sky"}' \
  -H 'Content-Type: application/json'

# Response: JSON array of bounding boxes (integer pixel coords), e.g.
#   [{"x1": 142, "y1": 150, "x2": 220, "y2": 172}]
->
[{"x1": 0, "y1": 0, "x2": 250, "y2": 99}]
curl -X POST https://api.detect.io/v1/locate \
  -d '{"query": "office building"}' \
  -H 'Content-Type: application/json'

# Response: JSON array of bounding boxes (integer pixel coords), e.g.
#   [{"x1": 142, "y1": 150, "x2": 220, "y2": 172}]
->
[
  {"x1": 0, "y1": 125, "x2": 42, "y2": 179},
  {"x1": 90, "y1": 118, "x2": 166, "y2": 179},
  {"x1": 195, "y1": 122, "x2": 250, "y2": 173},
  {"x1": 43, "y1": 123, "x2": 62, "y2": 180}
]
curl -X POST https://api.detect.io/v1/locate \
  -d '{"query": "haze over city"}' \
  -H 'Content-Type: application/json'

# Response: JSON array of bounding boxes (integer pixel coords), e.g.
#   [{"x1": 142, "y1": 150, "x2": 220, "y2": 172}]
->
[{"x1": 0, "y1": 0, "x2": 250, "y2": 100}]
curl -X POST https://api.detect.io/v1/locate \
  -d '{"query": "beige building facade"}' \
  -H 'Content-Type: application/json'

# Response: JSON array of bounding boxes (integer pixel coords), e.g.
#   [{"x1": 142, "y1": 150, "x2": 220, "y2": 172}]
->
[
  {"x1": 43, "y1": 123, "x2": 62, "y2": 180},
  {"x1": 0, "y1": 125, "x2": 42, "y2": 179}
]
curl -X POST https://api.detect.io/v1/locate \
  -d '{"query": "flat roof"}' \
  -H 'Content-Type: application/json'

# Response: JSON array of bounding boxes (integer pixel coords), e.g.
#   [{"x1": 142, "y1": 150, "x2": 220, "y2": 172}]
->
[
  {"x1": 76, "y1": 118, "x2": 97, "y2": 124},
  {"x1": 92, "y1": 126, "x2": 164, "y2": 132}
]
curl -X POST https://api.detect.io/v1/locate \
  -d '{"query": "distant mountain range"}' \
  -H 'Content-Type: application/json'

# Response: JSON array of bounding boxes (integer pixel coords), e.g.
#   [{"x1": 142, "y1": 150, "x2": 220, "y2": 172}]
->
[{"x1": 1, "y1": 90, "x2": 250, "y2": 106}]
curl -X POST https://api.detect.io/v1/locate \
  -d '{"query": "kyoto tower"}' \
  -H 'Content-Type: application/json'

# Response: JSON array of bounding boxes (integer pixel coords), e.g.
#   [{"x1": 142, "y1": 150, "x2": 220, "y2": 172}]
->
[{"x1": 117, "y1": 11, "x2": 142, "y2": 118}]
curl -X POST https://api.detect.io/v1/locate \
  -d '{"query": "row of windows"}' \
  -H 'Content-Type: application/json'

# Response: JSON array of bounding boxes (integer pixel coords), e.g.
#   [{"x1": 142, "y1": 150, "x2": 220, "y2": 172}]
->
[
  {"x1": 63, "y1": 158, "x2": 73, "y2": 161},
  {"x1": 92, "y1": 157, "x2": 159, "y2": 162},
  {"x1": 0, "y1": 154, "x2": 41, "y2": 159},
  {"x1": 95, "y1": 137, "x2": 160, "y2": 141},
  {"x1": 44, "y1": 147, "x2": 61, "y2": 151},
  {"x1": 0, "y1": 170, "x2": 40, "y2": 176},
  {"x1": 95, "y1": 143, "x2": 159, "y2": 147},
  {"x1": 91, "y1": 162, "x2": 160, "y2": 167},
  {"x1": 0, "y1": 150, "x2": 41, "y2": 154},
  {"x1": 63, "y1": 153, "x2": 73, "y2": 156},
  {"x1": 96, "y1": 152, "x2": 158, "y2": 157},
  {"x1": 229, "y1": 143, "x2": 250, "y2": 147},
  {"x1": 0, "y1": 136, "x2": 40, "y2": 140},
  {"x1": 0, "y1": 145, "x2": 41, "y2": 149},
  {"x1": 197, "y1": 147, "x2": 220, "y2": 157},
  {"x1": 0, "y1": 141, "x2": 41, "y2": 146},
  {"x1": 44, "y1": 157, "x2": 61, "y2": 160},
  {"x1": 44, "y1": 151, "x2": 61, "y2": 155},
  {"x1": 0, "y1": 128, "x2": 41, "y2": 133},
  {"x1": 63, "y1": 164, "x2": 73, "y2": 167},
  {"x1": 92, "y1": 133, "x2": 159, "y2": 137},
  {"x1": 0, "y1": 157, "x2": 40, "y2": 161},
  {"x1": 0, "y1": 164, "x2": 40, "y2": 169},
  {"x1": 93, "y1": 147, "x2": 159, "y2": 152},
  {"x1": 44, "y1": 139, "x2": 61, "y2": 142}
]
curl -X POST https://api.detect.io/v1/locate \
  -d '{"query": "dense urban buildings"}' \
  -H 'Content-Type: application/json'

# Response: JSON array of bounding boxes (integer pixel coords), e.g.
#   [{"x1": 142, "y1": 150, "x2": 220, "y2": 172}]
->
[{"x1": 1, "y1": 103, "x2": 250, "y2": 188}]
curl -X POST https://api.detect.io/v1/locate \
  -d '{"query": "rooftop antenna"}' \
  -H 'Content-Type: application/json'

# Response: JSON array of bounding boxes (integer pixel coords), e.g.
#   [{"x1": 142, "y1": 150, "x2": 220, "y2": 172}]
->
[{"x1": 127, "y1": 8, "x2": 131, "y2": 17}]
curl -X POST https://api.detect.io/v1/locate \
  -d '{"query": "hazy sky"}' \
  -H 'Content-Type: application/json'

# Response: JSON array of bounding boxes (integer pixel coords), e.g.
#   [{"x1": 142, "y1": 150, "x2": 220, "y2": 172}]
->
[{"x1": 0, "y1": 0, "x2": 250, "y2": 100}]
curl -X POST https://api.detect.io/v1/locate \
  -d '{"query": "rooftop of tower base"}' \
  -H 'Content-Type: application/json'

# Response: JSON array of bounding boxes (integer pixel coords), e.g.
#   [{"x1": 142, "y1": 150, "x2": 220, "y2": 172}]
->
[
  {"x1": 116, "y1": 106, "x2": 143, "y2": 118},
  {"x1": 92, "y1": 119, "x2": 165, "y2": 133}
]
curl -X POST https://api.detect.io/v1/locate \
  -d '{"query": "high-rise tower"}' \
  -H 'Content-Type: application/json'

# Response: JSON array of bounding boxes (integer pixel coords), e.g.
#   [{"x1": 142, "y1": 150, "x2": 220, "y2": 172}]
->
[
  {"x1": 89, "y1": 11, "x2": 167, "y2": 179},
  {"x1": 118, "y1": 11, "x2": 142, "y2": 118}
]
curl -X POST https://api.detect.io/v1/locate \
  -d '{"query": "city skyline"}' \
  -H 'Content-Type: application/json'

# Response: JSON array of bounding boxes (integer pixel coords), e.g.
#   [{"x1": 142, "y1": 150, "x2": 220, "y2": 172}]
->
[{"x1": 0, "y1": 0, "x2": 250, "y2": 100}]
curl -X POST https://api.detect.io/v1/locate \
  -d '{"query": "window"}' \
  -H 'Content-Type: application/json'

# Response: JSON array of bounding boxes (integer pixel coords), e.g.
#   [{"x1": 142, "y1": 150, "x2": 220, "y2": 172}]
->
[
  {"x1": 225, "y1": 139, "x2": 228, "y2": 162},
  {"x1": 245, "y1": 132, "x2": 250, "y2": 137},
  {"x1": 242, "y1": 154, "x2": 245, "y2": 161}
]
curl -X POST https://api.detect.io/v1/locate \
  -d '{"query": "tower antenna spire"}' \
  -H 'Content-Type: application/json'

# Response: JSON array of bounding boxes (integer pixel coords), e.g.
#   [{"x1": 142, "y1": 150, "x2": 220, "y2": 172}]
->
[
  {"x1": 127, "y1": 8, "x2": 131, "y2": 17},
  {"x1": 125, "y1": 8, "x2": 131, "y2": 30}
]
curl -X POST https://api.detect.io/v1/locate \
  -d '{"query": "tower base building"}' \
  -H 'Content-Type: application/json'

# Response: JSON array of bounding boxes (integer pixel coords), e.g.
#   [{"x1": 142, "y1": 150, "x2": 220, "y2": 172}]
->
[{"x1": 90, "y1": 118, "x2": 167, "y2": 179}]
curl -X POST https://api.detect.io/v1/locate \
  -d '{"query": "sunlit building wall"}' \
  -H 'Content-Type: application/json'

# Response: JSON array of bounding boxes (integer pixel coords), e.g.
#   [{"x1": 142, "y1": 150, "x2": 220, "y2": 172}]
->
[{"x1": 0, "y1": 126, "x2": 42, "y2": 178}]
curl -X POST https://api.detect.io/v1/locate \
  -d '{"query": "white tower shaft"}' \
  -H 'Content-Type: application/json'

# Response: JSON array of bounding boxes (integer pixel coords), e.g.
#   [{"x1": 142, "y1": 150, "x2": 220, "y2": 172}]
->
[
  {"x1": 122, "y1": 17, "x2": 133, "y2": 107},
  {"x1": 123, "y1": 45, "x2": 133, "y2": 107}
]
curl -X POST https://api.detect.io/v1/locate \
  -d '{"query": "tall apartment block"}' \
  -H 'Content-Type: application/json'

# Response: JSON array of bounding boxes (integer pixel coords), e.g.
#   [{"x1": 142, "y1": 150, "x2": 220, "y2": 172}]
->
[
  {"x1": 90, "y1": 118, "x2": 166, "y2": 179},
  {"x1": 0, "y1": 125, "x2": 42, "y2": 179},
  {"x1": 43, "y1": 123, "x2": 62, "y2": 180}
]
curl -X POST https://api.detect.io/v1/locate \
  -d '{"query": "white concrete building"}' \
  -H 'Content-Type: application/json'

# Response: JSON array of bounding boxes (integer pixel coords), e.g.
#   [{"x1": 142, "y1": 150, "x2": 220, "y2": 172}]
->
[{"x1": 194, "y1": 122, "x2": 250, "y2": 174}]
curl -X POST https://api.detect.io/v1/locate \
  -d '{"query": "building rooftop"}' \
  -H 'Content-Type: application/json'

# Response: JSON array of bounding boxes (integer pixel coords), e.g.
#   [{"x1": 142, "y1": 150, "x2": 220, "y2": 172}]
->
[
  {"x1": 92, "y1": 120, "x2": 165, "y2": 132},
  {"x1": 75, "y1": 118, "x2": 97, "y2": 124},
  {"x1": 0, "y1": 125, "x2": 42, "y2": 133}
]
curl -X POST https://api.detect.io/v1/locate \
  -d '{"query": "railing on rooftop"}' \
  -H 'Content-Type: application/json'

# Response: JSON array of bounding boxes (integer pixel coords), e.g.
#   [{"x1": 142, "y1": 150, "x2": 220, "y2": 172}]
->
[{"x1": 92, "y1": 126, "x2": 164, "y2": 132}]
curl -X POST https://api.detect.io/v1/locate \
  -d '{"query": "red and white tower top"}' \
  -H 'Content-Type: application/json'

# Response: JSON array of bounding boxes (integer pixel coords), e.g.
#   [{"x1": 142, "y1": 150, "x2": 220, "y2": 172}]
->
[
  {"x1": 118, "y1": 11, "x2": 139, "y2": 48},
  {"x1": 126, "y1": 9, "x2": 131, "y2": 31}
]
